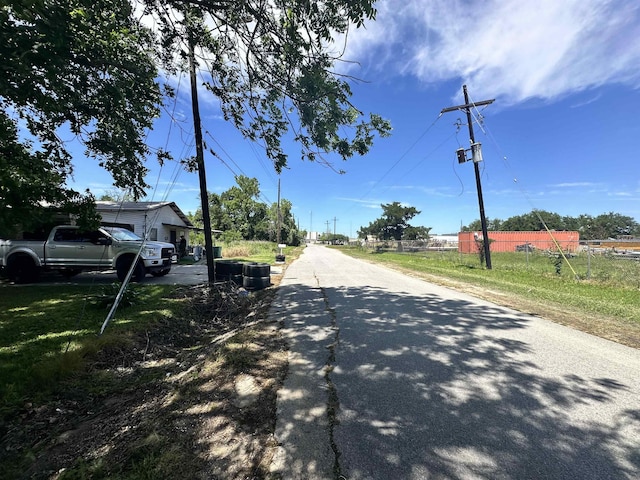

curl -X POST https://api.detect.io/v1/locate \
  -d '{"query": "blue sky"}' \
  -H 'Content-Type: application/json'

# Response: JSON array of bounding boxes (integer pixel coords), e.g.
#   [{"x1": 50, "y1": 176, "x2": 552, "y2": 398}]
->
[{"x1": 68, "y1": 0, "x2": 640, "y2": 236}]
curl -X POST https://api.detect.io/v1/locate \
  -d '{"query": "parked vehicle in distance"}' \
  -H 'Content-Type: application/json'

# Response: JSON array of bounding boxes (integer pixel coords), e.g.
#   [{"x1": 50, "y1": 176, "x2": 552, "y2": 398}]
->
[
  {"x1": 0, "y1": 226, "x2": 175, "y2": 284},
  {"x1": 515, "y1": 243, "x2": 535, "y2": 252}
]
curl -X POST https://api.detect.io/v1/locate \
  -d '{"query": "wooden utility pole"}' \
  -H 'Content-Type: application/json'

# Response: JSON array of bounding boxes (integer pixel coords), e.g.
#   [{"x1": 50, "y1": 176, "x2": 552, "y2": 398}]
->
[
  {"x1": 276, "y1": 177, "x2": 281, "y2": 245},
  {"x1": 441, "y1": 85, "x2": 494, "y2": 269},
  {"x1": 188, "y1": 33, "x2": 215, "y2": 283}
]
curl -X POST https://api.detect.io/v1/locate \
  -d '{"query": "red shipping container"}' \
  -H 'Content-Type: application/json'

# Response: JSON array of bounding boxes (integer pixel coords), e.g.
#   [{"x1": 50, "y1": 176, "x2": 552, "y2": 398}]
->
[{"x1": 458, "y1": 231, "x2": 579, "y2": 254}]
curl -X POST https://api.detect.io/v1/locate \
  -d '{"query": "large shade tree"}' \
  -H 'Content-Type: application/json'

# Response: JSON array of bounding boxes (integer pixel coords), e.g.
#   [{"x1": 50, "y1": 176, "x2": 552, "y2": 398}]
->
[
  {"x1": 358, "y1": 201, "x2": 430, "y2": 241},
  {"x1": 2, "y1": 0, "x2": 389, "y2": 237},
  {"x1": 1, "y1": 0, "x2": 164, "y2": 235}
]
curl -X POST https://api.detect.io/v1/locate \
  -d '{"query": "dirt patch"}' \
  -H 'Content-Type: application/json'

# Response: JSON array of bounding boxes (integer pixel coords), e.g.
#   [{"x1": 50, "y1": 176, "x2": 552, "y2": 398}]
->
[{"x1": 0, "y1": 281, "x2": 288, "y2": 479}]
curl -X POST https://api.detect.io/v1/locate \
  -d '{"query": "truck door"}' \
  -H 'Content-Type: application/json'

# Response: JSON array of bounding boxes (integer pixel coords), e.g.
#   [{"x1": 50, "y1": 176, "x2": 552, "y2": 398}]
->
[
  {"x1": 45, "y1": 228, "x2": 82, "y2": 267},
  {"x1": 76, "y1": 230, "x2": 112, "y2": 267},
  {"x1": 45, "y1": 228, "x2": 111, "y2": 267}
]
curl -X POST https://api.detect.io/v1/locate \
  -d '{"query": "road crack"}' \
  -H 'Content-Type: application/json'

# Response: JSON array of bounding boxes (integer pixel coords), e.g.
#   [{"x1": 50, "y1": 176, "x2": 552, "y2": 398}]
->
[{"x1": 315, "y1": 273, "x2": 342, "y2": 479}]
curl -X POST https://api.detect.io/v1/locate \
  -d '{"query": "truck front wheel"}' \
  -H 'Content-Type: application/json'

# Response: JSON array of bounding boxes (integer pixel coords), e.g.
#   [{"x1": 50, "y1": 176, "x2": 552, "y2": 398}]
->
[
  {"x1": 116, "y1": 257, "x2": 145, "y2": 283},
  {"x1": 7, "y1": 255, "x2": 40, "y2": 284}
]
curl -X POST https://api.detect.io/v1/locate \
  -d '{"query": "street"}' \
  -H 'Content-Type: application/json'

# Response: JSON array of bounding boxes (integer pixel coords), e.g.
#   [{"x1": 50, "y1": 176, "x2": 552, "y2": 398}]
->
[
  {"x1": 8, "y1": 263, "x2": 223, "y2": 286},
  {"x1": 270, "y1": 244, "x2": 640, "y2": 479}
]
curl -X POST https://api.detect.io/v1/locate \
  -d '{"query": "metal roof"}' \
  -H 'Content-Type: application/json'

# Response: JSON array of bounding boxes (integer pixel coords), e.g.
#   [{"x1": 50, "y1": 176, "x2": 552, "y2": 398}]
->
[{"x1": 95, "y1": 201, "x2": 195, "y2": 228}]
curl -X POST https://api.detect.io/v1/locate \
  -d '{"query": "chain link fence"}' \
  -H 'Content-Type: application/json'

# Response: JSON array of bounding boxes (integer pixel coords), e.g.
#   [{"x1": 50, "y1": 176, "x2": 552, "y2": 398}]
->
[{"x1": 355, "y1": 239, "x2": 640, "y2": 288}]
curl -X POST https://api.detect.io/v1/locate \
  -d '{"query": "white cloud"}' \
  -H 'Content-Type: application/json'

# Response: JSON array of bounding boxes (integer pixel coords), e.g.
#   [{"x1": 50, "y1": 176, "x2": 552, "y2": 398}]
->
[
  {"x1": 337, "y1": 197, "x2": 384, "y2": 209},
  {"x1": 342, "y1": 0, "x2": 640, "y2": 104},
  {"x1": 549, "y1": 182, "x2": 600, "y2": 188},
  {"x1": 389, "y1": 185, "x2": 455, "y2": 197}
]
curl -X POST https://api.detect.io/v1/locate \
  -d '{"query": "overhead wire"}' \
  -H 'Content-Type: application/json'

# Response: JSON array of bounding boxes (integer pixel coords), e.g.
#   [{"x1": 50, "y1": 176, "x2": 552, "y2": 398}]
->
[
  {"x1": 344, "y1": 113, "x2": 444, "y2": 215},
  {"x1": 203, "y1": 129, "x2": 274, "y2": 206},
  {"x1": 467, "y1": 93, "x2": 579, "y2": 277},
  {"x1": 193, "y1": 46, "x2": 278, "y2": 206}
]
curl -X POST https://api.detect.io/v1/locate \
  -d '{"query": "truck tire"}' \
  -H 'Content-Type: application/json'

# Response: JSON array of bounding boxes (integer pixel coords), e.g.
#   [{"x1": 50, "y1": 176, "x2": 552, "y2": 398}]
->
[
  {"x1": 243, "y1": 262, "x2": 270, "y2": 277},
  {"x1": 215, "y1": 260, "x2": 243, "y2": 277},
  {"x1": 242, "y1": 275, "x2": 270, "y2": 290},
  {"x1": 116, "y1": 257, "x2": 145, "y2": 282},
  {"x1": 7, "y1": 254, "x2": 40, "y2": 284}
]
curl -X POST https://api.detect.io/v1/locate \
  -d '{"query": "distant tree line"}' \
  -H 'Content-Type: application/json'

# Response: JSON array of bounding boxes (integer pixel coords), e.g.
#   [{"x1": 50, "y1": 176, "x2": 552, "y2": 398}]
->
[
  {"x1": 189, "y1": 175, "x2": 304, "y2": 246},
  {"x1": 462, "y1": 210, "x2": 640, "y2": 240},
  {"x1": 318, "y1": 233, "x2": 349, "y2": 244}
]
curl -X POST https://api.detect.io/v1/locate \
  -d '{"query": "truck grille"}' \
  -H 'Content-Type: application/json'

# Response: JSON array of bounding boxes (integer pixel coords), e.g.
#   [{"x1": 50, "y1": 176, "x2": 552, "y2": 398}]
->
[{"x1": 161, "y1": 247, "x2": 174, "y2": 259}]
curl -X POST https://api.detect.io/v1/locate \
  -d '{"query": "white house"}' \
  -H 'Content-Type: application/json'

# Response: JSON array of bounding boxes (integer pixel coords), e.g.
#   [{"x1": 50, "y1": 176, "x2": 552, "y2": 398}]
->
[{"x1": 96, "y1": 201, "x2": 195, "y2": 249}]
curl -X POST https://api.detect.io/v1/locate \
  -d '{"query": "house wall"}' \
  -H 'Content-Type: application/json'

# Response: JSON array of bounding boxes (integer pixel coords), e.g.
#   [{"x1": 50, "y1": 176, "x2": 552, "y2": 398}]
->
[
  {"x1": 458, "y1": 231, "x2": 580, "y2": 253},
  {"x1": 98, "y1": 210, "x2": 145, "y2": 235},
  {"x1": 150, "y1": 208, "x2": 189, "y2": 244}
]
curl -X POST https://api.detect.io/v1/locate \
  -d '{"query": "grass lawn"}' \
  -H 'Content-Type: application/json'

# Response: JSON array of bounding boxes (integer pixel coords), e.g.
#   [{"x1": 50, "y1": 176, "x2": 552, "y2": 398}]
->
[
  {"x1": 0, "y1": 284, "x2": 181, "y2": 418},
  {"x1": 0, "y1": 241, "x2": 304, "y2": 479}
]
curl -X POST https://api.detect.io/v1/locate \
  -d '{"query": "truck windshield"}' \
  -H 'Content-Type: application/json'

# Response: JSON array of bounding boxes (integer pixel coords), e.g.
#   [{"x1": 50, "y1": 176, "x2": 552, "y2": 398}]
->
[{"x1": 103, "y1": 227, "x2": 143, "y2": 241}]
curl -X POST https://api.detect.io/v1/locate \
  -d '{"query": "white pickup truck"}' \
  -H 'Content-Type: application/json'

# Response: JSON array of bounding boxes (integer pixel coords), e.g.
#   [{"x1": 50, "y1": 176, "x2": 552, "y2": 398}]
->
[{"x1": 0, "y1": 225, "x2": 176, "y2": 284}]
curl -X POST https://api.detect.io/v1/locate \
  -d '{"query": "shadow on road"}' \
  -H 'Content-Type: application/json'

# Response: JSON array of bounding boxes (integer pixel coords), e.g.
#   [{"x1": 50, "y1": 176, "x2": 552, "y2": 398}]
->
[{"x1": 276, "y1": 280, "x2": 638, "y2": 480}]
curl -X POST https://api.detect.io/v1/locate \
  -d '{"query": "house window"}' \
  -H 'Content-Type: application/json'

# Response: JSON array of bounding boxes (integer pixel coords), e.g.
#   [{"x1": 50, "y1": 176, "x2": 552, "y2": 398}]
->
[{"x1": 149, "y1": 228, "x2": 158, "y2": 241}]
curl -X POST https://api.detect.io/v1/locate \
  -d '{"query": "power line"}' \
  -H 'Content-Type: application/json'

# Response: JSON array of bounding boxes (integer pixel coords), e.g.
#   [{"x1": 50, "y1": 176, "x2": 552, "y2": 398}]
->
[
  {"x1": 203, "y1": 130, "x2": 274, "y2": 205},
  {"x1": 340, "y1": 113, "x2": 444, "y2": 220},
  {"x1": 359, "y1": 113, "x2": 444, "y2": 201}
]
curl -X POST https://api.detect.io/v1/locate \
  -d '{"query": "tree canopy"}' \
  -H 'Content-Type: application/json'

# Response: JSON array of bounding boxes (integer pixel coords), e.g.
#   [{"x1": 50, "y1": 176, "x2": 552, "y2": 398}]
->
[
  {"x1": 191, "y1": 175, "x2": 304, "y2": 245},
  {"x1": 358, "y1": 202, "x2": 431, "y2": 241},
  {"x1": 1, "y1": 0, "x2": 390, "y2": 236},
  {"x1": 462, "y1": 210, "x2": 640, "y2": 240},
  {"x1": 143, "y1": 0, "x2": 391, "y2": 173},
  {"x1": 1, "y1": 0, "x2": 164, "y2": 234}
]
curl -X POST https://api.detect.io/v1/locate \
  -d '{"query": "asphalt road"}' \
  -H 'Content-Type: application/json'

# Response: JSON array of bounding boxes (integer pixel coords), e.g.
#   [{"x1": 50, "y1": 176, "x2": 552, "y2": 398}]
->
[
  {"x1": 269, "y1": 244, "x2": 640, "y2": 480},
  {"x1": 4, "y1": 263, "x2": 218, "y2": 286}
]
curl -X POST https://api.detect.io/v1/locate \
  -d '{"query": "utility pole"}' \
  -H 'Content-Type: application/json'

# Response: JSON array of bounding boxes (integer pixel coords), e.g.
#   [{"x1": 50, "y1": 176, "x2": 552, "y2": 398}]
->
[
  {"x1": 325, "y1": 220, "x2": 330, "y2": 236},
  {"x1": 188, "y1": 30, "x2": 215, "y2": 283},
  {"x1": 333, "y1": 217, "x2": 338, "y2": 236},
  {"x1": 441, "y1": 85, "x2": 494, "y2": 269},
  {"x1": 276, "y1": 177, "x2": 281, "y2": 245}
]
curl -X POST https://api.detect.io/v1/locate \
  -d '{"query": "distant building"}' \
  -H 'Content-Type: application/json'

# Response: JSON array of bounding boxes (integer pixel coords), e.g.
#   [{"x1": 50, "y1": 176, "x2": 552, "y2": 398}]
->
[
  {"x1": 585, "y1": 237, "x2": 640, "y2": 252},
  {"x1": 429, "y1": 234, "x2": 459, "y2": 249}
]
